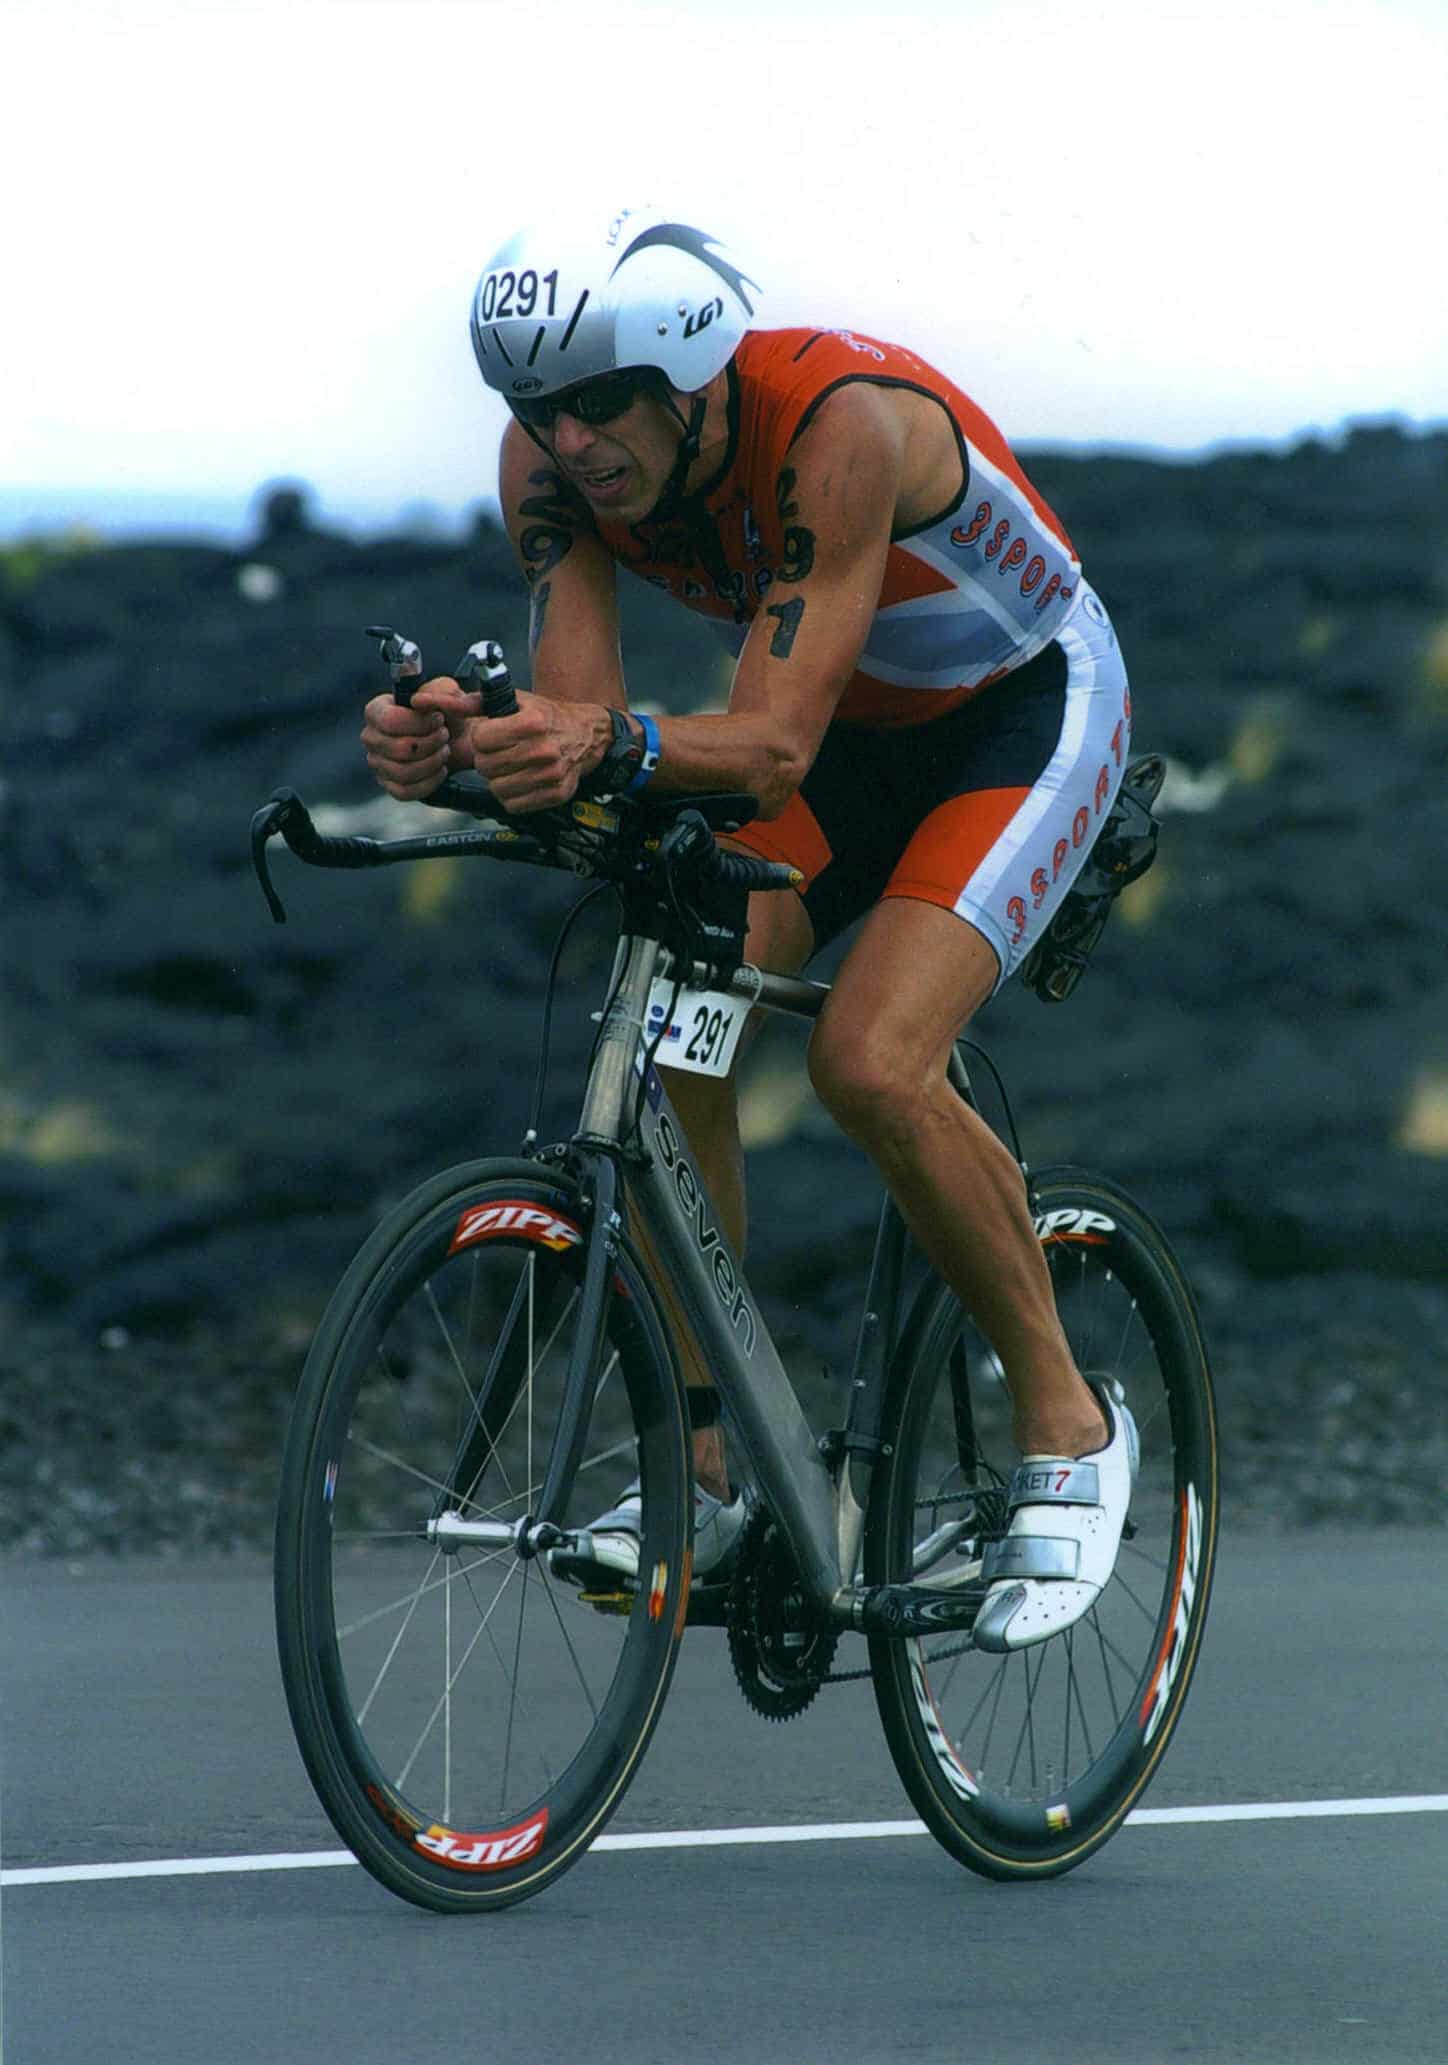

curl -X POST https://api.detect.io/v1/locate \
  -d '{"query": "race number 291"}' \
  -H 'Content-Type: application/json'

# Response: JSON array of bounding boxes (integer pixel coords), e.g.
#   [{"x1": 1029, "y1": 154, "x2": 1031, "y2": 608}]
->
[{"x1": 644, "y1": 980, "x2": 749, "y2": 1078}]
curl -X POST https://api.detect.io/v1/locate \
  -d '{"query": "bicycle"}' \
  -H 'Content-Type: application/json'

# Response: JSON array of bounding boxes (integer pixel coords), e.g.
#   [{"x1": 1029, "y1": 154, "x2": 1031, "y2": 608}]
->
[{"x1": 252, "y1": 628, "x2": 1218, "y2": 1913}]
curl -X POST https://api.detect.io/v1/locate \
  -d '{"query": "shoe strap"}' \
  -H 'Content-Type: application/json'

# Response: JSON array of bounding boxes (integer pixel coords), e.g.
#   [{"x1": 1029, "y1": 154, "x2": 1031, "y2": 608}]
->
[
  {"x1": 982, "y1": 1536, "x2": 1082, "y2": 1582},
  {"x1": 1006, "y1": 1459, "x2": 1101, "y2": 1512}
]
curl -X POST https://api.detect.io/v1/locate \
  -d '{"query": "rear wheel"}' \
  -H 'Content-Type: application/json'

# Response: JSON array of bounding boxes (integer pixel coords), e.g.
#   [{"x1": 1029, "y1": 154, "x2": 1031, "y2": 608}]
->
[
  {"x1": 866, "y1": 1168, "x2": 1218, "y2": 1878},
  {"x1": 275, "y1": 1159, "x2": 691, "y2": 1912}
]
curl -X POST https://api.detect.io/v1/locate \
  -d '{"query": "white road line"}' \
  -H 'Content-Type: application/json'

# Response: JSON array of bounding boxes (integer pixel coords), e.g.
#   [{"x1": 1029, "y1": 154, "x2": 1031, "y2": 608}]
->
[{"x1": 6, "y1": 1796, "x2": 1447, "y2": 1888}]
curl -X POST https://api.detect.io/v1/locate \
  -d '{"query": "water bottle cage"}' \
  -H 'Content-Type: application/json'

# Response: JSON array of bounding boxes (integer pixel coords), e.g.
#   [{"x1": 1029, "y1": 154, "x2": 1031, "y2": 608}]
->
[{"x1": 1020, "y1": 756, "x2": 1165, "y2": 1004}]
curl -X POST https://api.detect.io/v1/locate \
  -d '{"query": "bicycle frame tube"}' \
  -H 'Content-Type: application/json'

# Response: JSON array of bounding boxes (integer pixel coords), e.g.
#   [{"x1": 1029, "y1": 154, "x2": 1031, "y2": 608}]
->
[
  {"x1": 625, "y1": 1070, "x2": 844, "y2": 1606},
  {"x1": 570, "y1": 931, "x2": 845, "y2": 1605}
]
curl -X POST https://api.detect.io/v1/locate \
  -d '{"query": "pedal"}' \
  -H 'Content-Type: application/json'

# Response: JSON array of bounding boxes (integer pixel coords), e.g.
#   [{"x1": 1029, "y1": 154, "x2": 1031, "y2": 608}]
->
[{"x1": 579, "y1": 1589, "x2": 633, "y2": 1616}]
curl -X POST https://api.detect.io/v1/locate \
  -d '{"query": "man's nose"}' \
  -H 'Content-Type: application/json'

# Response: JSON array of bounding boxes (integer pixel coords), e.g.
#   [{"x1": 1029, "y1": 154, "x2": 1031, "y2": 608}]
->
[{"x1": 550, "y1": 411, "x2": 595, "y2": 458}]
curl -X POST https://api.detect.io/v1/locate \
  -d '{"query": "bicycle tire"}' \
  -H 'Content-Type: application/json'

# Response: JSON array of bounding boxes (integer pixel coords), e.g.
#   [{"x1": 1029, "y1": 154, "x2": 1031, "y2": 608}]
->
[
  {"x1": 865, "y1": 1166, "x2": 1218, "y2": 1879},
  {"x1": 275, "y1": 1157, "x2": 692, "y2": 1913}
]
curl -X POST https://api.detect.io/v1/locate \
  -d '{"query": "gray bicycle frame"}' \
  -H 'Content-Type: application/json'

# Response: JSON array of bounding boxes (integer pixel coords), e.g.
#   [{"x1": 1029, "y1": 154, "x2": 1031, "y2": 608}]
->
[{"x1": 574, "y1": 927, "x2": 977, "y2": 1622}]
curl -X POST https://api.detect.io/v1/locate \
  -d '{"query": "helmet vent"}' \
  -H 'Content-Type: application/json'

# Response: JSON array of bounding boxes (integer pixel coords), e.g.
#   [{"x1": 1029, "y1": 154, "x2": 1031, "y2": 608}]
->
[
  {"x1": 526, "y1": 326, "x2": 547, "y2": 367},
  {"x1": 557, "y1": 289, "x2": 589, "y2": 354},
  {"x1": 490, "y1": 327, "x2": 516, "y2": 368}
]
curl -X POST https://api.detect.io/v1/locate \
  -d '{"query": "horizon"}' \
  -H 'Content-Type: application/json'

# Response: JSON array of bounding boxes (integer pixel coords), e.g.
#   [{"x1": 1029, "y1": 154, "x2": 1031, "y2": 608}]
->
[{"x1": 5, "y1": 409, "x2": 1442, "y2": 550}]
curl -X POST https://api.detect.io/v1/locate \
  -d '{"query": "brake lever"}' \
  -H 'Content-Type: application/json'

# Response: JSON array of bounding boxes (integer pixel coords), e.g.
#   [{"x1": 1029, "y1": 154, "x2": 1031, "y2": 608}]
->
[
  {"x1": 656, "y1": 810, "x2": 712, "y2": 871},
  {"x1": 364, "y1": 624, "x2": 425, "y2": 705},
  {"x1": 454, "y1": 637, "x2": 519, "y2": 719}
]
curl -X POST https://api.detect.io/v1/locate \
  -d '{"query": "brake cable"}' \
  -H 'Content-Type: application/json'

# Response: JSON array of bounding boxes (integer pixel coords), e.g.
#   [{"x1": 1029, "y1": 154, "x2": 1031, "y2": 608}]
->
[{"x1": 523, "y1": 881, "x2": 618, "y2": 1152}]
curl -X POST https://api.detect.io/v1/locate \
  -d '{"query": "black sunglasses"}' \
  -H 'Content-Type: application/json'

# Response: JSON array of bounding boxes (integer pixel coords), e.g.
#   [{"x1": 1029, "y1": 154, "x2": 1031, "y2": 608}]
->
[{"x1": 509, "y1": 367, "x2": 656, "y2": 431}]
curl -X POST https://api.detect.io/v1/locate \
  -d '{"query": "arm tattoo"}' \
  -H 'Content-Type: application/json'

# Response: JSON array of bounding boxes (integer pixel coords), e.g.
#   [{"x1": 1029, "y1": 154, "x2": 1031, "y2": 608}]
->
[
  {"x1": 765, "y1": 596, "x2": 806, "y2": 659},
  {"x1": 529, "y1": 579, "x2": 552, "y2": 655},
  {"x1": 518, "y1": 467, "x2": 584, "y2": 582},
  {"x1": 774, "y1": 467, "x2": 816, "y2": 583}
]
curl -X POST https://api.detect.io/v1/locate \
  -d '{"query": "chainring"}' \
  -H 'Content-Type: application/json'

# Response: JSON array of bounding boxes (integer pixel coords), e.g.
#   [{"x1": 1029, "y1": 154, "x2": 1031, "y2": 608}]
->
[{"x1": 726, "y1": 1504, "x2": 839, "y2": 1722}]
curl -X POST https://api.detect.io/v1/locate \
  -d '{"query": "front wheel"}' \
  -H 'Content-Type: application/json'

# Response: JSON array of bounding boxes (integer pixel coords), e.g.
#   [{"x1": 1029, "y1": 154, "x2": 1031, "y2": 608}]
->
[
  {"x1": 275, "y1": 1158, "x2": 692, "y2": 1912},
  {"x1": 866, "y1": 1168, "x2": 1218, "y2": 1879}
]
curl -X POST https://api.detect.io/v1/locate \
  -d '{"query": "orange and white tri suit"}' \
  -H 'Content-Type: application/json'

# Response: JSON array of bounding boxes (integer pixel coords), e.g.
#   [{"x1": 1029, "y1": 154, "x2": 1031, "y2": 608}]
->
[{"x1": 597, "y1": 326, "x2": 1132, "y2": 985}]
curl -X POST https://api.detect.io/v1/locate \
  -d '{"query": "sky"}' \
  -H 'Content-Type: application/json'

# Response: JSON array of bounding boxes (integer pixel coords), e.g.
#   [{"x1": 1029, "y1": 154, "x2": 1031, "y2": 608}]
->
[{"x1": 3, "y1": 0, "x2": 1446, "y2": 538}]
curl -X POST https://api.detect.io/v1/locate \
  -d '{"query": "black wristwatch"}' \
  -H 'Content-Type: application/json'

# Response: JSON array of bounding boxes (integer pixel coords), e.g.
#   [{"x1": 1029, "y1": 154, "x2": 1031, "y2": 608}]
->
[{"x1": 580, "y1": 707, "x2": 645, "y2": 797}]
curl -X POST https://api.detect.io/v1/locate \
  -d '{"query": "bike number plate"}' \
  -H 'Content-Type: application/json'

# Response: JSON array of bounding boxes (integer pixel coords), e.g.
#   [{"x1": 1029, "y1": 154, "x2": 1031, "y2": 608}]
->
[{"x1": 645, "y1": 979, "x2": 749, "y2": 1078}]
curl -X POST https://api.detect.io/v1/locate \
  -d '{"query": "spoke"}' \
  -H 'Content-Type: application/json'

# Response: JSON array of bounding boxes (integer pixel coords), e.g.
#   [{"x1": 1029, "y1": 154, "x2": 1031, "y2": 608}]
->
[
  {"x1": 441, "y1": 1262, "x2": 536, "y2": 1512},
  {"x1": 454, "y1": 1280, "x2": 594, "y2": 1514},
  {"x1": 1092, "y1": 1620, "x2": 1143, "y2": 1680},
  {"x1": 1062, "y1": 1625, "x2": 1099, "y2": 1773},
  {"x1": 500, "y1": 1549, "x2": 530, "y2": 1814},
  {"x1": 337, "y1": 1545, "x2": 514, "y2": 1644},
  {"x1": 394, "y1": 1559, "x2": 523, "y2": 1792},
  {"x1": 430, "y1": 1261, "x2": 587, "y2": 1522},
  {"x1": 459, "y1": 1272, "x2": 531, "y2": 1509},
  {"x1": 333, "y1": 1527, "x2": 436, "y2": 1543},
  {"x1": 458, "y1": 1562, "x2": 560, "y2": 1799},
  {"x1": 1118, "y1": 1536, "x2": 1171, "y2": 1578},
  {"x1": 533, "y1": 1564, "x2": 605, "y2": 1723},
  {"x1": 974, "y1": 1652, "x2": 1012, "y2": 1776},
  {"x1": 1132, "y1": 1393, "x2": 1171, "y2": 1447},
  {"x1": 444, "y1": 1547, "x2": 453, "y2": 1822},
  {"x1": 1001, "y1": 1657, "x2": 1033, "y2": 1792},
  {"x1": 997, "y1": 1646, "x2": 1049, "y2": 1795},
  {"x1": 1109, "y1": 1564, "x2": 1166, "y2": 1626},
  {"x1": 358, "y1": 1395, "x2": 628, "y2": 1543},
  {"x1": 425, "y1": 1274, "x2": 481, "y2": 1425},
  {"x1": 346, "y1": 1432, "x2": 516, "y2": 1513},
  {"x1": 1106, "y1": 1290, "x2": 1138, "y2": 1382},
  {"x1": 936, "y1": 1634, "x2": 971, "y2": 1705},
  {"x1": 354, "y1": 1545, "x2": 447, "y2": 1725},
  {"x1": 335, "y1": 1430, "x2": 637, "y2": 1648},
  {"x1": 526, "y1": 1258, "x2": 535, "y2": 1527},
  {"x1": 485, "y1": 1428, "x2": 638, "y2": 1521},
  {"x1": 1090, "y1": 1603, "x2": 1125, "y2": 1720},
  {"x1": 1020, "y1": 1645, "x2": 1048, "y2": 1791}
]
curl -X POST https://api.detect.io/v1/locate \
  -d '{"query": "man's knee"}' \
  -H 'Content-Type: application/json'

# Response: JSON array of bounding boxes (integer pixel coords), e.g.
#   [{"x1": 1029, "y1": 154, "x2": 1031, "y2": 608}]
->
[{"x1": 807, "y1": 1015, "x2": 920, "y2": 1143}]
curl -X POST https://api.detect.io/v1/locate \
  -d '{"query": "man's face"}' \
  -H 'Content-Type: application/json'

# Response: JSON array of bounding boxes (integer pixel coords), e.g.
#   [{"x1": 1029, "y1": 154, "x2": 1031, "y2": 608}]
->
[{"x1": 516, "y1": 373, "x2": 685, "y2": 520}]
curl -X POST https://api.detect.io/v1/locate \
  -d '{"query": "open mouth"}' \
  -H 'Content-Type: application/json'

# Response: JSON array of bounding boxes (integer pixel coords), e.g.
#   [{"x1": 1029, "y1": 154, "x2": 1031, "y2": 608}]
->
[{"x1": 576, "y1": 464, "x2": 628, "y2": 495}]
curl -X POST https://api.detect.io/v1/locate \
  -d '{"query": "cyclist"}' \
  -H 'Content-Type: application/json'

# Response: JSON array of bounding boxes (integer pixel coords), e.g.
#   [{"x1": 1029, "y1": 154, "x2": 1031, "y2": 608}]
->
[{"x1": 362, "y1": 205, "x2": 1137, "y2": 1651}]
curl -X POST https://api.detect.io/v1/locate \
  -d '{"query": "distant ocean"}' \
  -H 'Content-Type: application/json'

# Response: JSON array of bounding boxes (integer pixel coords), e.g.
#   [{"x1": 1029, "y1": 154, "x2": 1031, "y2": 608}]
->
[{"x1": 0, "y1": 484, "x2": 486, "y2": 546}]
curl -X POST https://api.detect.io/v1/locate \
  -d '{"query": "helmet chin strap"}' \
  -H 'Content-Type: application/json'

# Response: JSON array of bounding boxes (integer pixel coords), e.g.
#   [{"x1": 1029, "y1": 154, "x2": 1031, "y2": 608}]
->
[{"x1": 645, "y1": 389, "x2": 709, "y2": 523}]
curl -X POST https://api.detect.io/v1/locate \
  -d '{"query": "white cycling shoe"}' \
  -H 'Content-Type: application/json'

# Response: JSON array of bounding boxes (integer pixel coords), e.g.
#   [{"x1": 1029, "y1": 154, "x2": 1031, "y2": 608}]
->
[
  {"x1": 548, "y1": 1479, "x2": 746, "y2": 1589},
  {"x1": 972, "y1": 1381, "x2": 1140, "y2": 1654}
]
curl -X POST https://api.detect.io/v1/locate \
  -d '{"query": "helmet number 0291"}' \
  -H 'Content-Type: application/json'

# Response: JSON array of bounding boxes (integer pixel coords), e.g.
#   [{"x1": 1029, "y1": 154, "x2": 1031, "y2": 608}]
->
[{"x1": 478, "y1": 269, "x2": 560, "y2": 323}]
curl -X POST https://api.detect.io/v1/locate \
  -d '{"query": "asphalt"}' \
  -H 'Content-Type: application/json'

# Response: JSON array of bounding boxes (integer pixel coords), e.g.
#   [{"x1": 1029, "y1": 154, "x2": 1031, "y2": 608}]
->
[{"x1": 4, "y1": 1530, "x2": 1447, "y2": 2064}]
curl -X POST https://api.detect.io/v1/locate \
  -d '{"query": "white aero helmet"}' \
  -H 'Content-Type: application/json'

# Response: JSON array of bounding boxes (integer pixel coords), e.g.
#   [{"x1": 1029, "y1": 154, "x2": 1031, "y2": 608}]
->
[{"x1": 469, "y1": 204, "x2": 761, "y2": 404}]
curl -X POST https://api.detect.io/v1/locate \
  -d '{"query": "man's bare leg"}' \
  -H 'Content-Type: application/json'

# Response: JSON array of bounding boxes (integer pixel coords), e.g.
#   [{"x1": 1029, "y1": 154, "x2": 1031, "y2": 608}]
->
[{"x1": 808, "y1": 896, "x2": 1106, "y2": 1459}]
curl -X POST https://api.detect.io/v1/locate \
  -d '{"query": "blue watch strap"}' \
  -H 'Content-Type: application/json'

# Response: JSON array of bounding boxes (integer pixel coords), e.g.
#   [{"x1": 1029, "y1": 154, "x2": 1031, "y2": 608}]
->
[{"x1": 626, "y1": 711, "x2": 661, "y2": 793}]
